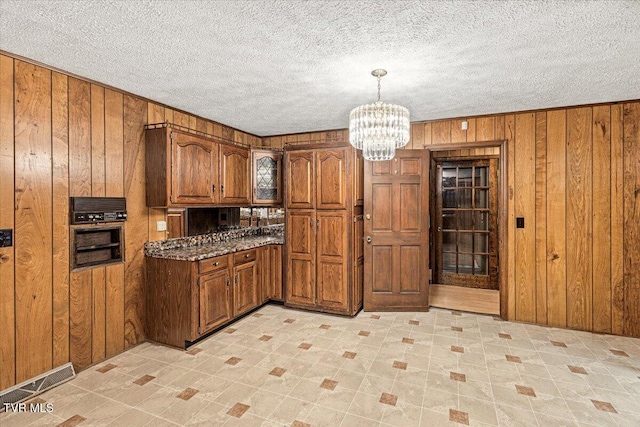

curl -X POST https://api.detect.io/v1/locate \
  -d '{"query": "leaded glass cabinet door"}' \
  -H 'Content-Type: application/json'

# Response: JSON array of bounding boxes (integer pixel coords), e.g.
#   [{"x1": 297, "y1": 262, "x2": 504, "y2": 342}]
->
[
  {"x1": 251, "y1": 150, "x2": 282, "y2": 205},
  {"x1": 434, "y1": 158, "x2": 499, "y2": 289}
]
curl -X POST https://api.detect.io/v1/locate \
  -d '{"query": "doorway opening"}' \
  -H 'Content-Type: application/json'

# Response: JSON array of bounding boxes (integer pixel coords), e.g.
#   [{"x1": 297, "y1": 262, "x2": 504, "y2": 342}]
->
[{"x1": 427, "y1": 142, "x2": 507, "y2": 316}]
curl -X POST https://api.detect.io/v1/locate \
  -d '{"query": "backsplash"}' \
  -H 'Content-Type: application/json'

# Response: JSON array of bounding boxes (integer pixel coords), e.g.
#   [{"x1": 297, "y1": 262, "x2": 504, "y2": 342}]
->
[{"x1": 144, "y1": 224, "x2": 284, "y2": 252}]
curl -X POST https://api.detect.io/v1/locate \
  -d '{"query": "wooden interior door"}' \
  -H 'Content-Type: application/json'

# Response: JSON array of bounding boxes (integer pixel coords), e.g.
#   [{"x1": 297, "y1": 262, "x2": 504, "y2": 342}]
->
[
  {"x1": 286, "y1": 150, "x2": 315, "y2": 209},
  {"x1": 316, "y1": 210, "x2": 348, "y2": 311},
  {"x1": 171, "y1": 132, "x2": 217, "y2": 204},
  {"x1": 219, "y1": 145, "x2": 250, "y2": 204},
  {"x1": 434, "y1": 158, "x2": 499, "y2": 289},
  {"x1": 286, "y1": 210, "x2": 316, "y2": 306},
  {"x1": 364, "y1": 150, "x2": 430, "y2": 311},
  {"x1": 316, "y1": 148, "x2": 347, "y2": 209}
]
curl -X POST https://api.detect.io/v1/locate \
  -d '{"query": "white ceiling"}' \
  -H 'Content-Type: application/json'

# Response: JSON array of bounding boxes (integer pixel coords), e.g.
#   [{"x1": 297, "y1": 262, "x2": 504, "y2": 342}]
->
[{"x1": 1, "y1": 0, "x2": 639, "y2": 136}]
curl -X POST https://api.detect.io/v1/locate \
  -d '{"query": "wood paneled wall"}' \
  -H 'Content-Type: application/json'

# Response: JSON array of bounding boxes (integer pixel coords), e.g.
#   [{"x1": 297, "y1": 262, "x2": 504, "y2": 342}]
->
[
  {"x1": 0, "y1": 54, "x2": 261, "y2": 389},
  {"x1": 266, "y1": 103, "x2": 640, "y2": 339}
]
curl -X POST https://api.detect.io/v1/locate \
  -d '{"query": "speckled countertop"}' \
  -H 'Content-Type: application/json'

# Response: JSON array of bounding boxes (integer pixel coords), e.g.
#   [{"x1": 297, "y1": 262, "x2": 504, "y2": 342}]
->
[
  {"x1": 145, "y1": 235, "x2": 283, "y2": 261},
  {"x1": 144, "y1": 224, "x2": 283, "y2": 262}
]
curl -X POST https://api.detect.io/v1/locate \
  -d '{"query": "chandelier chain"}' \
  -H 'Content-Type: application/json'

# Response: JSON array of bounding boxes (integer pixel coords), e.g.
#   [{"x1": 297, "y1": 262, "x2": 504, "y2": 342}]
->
[{"x1": 377, "y1": 75, "x2": 381, "y2": 102}]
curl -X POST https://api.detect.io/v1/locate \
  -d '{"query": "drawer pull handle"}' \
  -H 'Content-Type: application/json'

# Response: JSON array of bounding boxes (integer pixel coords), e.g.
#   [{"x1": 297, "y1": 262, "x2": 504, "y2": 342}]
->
[
  {"x1": 212, "y1": 261, "x2": 219, "y2": 266},
  {"x1": 244, "y1": 254, "x2": 250, "y2": 258}
]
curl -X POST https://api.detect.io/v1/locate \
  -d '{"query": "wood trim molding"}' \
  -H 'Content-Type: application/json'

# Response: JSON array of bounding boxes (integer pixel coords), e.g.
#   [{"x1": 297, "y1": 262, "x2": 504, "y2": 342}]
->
[{"x1": 424, "y1": 140, "x2": 509, "y2": 319}]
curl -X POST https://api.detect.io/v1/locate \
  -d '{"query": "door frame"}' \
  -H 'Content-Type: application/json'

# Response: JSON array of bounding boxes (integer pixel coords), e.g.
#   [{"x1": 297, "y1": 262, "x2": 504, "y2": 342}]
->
[{"x1": 423, "y1": 140, "x2": 508, "y2": 319}]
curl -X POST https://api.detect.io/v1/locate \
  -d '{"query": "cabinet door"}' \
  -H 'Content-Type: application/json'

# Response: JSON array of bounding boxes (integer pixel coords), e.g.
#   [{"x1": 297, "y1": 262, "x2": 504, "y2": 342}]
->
[
  {"x1": 353, "y1": 213, "x2": 364, "y2": 311},
  {"x1": 220, "y1": 145, "x2": 251, "y2": 204},
  {"x1": 316, "y1": 148, "x2": 347, "y2": 209},
  {"x1": 171, "y1": 131, "x2": 218, "y2": 204},
  {"x1": 270, "y1": 245, "x2": 283, "y2": 301},
  {"x1": 286, "y1": 150, "x2": 315, "y2": 209},
  {"x1": 199, "y1": 269, "x2": 231, "y2": 334},
  {"x1": 316, "y1": 211, "x2": 349, "y2": 311},
  {"x1": 286, "y1": 210, "x2": 316, "y2": 306},
  {"x1": 234, "y1": 261, "x2": 258, "y2": 316},
  {"x1": 252, "y1": 151, "x2": 282, "y2": 205}
]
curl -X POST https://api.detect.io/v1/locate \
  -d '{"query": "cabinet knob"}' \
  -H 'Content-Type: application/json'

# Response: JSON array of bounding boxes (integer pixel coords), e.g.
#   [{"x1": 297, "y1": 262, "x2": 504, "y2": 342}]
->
[
  {"x1": 366, "y1": 236, "x2": 372, "y2": 243},
  {"x1": 213, "y1": 261, "x2": 219, "y2": 266},
  {"x1": 365, "y1": 214, "x2": 371, "y2": 220},
  {"x1": 244, "y1": 254, "x2": 250, "y2": 258}
]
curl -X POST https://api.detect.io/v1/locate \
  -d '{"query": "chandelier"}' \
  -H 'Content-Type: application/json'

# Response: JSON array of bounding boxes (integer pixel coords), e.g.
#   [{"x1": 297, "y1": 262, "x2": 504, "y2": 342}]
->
[{"x1": 349, "y1": 69, "x2": 410, "y2": 161}]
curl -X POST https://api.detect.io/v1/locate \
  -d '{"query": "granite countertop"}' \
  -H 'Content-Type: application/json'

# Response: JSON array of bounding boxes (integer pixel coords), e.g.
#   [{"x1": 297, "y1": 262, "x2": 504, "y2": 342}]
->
[{"x1": 145, "y1": 235, "x2": 283, "y2": 262}]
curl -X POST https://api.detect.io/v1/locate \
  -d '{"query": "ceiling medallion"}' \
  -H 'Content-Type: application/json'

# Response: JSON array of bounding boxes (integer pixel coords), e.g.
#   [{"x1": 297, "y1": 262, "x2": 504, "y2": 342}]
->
[{"x1": 349, "y1": 69, "x2": 410, "y2": 161}]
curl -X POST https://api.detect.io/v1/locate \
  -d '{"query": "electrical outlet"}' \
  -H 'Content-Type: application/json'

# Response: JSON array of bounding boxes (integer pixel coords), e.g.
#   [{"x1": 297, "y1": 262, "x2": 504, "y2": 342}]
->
[
  {"x1": 156, "y1": 221, "x2": 167, "y2": 232},
  {"x1": 461, "y1": 121, "x2": 468, "y2": 130}
]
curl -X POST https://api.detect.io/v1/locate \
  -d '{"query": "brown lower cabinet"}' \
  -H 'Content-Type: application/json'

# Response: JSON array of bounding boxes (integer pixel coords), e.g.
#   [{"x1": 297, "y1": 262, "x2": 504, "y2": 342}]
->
[{"x1": 146, "y1": 245, "x2": 282, "y2": 348}]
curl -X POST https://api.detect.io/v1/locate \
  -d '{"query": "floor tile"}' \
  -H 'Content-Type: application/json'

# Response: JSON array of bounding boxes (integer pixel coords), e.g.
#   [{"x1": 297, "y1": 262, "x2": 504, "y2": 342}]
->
[{"x1": 4, "y1": 305, "x2": 639, "y2": 427}]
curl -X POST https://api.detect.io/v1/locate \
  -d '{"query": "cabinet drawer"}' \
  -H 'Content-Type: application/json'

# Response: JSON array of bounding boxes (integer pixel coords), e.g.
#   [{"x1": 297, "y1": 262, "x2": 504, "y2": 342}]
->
[
  {"x1": 234, "y1": 249, "x2": 257, "y2": 264},
  {"x1": 199, "y1": 255, "x2": 229, "y2": 275}
]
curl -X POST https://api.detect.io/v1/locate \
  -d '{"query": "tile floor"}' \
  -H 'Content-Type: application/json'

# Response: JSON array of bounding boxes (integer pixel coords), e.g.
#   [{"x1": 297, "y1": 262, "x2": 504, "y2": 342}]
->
[{"x1": 2, "y1": 305, "x2": 640, "y2": 426}]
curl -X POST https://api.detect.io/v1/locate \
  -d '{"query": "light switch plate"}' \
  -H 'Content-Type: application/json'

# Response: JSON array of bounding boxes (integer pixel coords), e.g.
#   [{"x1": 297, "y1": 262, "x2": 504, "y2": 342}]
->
[
  {"x1": 461, "y1": 121, "x2": 468, "y2": 130},
  {"x1": 156, "y1": 221, "x2": 167, "y2": 232}
]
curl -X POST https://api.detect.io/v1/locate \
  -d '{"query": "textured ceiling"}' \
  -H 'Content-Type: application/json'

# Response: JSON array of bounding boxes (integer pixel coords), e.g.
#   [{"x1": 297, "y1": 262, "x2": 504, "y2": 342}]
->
[{"x1": 1, "y1": 0, "x2": 639, "y2": 136}]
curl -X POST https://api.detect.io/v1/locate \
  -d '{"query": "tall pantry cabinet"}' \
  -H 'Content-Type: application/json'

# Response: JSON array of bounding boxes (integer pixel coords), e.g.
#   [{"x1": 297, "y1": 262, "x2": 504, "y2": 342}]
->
[{"x1": 284, "y1": 144, "x2": 364, "y2": 316}]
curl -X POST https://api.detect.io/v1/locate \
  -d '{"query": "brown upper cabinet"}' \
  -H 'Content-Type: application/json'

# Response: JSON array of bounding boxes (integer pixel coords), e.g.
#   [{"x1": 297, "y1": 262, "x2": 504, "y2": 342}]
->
[
  {"x1": 285, "y1": 147, "x2": 350, "y2": 210},
  {"x1": 220, "y1": 144, "x2": 251, "y2": 205},
  {"x1": 145, "y1": 127, "x2": 251, "y2": 207},
  {"x1": 252, "y1": 150, "x2": 282, "y2": 205}
]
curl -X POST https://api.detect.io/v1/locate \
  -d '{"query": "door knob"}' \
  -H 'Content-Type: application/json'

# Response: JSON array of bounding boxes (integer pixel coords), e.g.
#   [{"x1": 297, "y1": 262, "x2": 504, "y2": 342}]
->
[{"x1": 366, "y1": 236, "x2": 372, "y2": 243}]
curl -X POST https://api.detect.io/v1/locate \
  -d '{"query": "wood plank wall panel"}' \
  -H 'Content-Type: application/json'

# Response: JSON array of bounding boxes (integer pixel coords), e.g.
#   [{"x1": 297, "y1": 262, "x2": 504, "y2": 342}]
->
[
  {"x1": 623, "y1": 102, "x2": 640, "y2": 337},
  {"x1": 123, "y1": 95, "x2": 147, "y2": 348},
  {"x1": 0, "y1": 53, "x2": 267, "y2": 388},
  {"x1": 546, "y1": 110, "x2": 568, "y2": 328},
  {"x1": 566, "y1": 107, "x2": 593, "y2": 331},
  {"x1": 51, "y1": 71, "x2": 70, "y2": 367},
  {"x1": 14, "y1": 60, "x2": 53, "y2": 382},
  {"x1": 535, "y1": 112, "x2": 547, "y2": 324},
  {"x1": 505, "y1": 114, "x2": 516, "y2": 319},
  {"x1": 105, "y1": 89, "x2": 125, "y2": 357},
  {"x1": 0, "y1": 55, "x2": 16, "y2": 389},
  {"x1": 610, "y1": 105, "x2": 624, "y2": 335},
  {"x1": 90, "y1": 84, "x2": 106, "y2": 363},
  {"x1": 514, "y1": 113, "x2": 536, "y2": 322},
  {"x1": 592, "y1": 105, "x2": 612, "y2": 333},
  {"x1": 68, "y1": 77, "x2": 93, "y2": 370}
]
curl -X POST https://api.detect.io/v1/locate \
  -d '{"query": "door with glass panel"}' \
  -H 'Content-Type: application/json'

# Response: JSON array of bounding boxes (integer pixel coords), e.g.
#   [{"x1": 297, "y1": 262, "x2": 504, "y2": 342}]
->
[{"x1": 434, "y1": 159, "x2": 499, "y2": 289}]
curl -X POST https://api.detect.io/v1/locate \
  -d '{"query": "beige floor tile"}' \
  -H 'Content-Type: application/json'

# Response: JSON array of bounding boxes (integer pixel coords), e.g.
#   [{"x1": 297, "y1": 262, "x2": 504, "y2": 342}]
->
[
  {"x1": 458, "y1": 395, "x2": 498, "y2": 425},
  {"x1": 213, "y1": 382, "x2": 258, "y2": 406},
  {"x1": 12, "y1": 305, "x2": 638, "y2": 427},
  {"x1": 159, "y1": 395, "x2": 209, "y2": 425},
  {"x1": 340, "y1": 412, "x2": 382, "y2": 427},
  {"x1": 391, "y1": 379, "x2": 426, "y2": 407},
  {"x1": 268, "y1": 397, "x2": 314, "y2": 425},
  {"x1": 305, "y1": 404, "x2": 346, "y2": 427},
  {"x1": 381, "y1": 400, "x2": 422, "y2": 427},
  {"x1": 105, "y1": 408, "x2": 156, "y2": 426},
  {"x1": 347, "y1": 391, "x2": 388, "y2": 421},
  {"x1": 420, "y1": 408, "x2": 458, "y2": 426},
  {"x1": 316, "y1": 386, "x2": 358, "y2": 412},
  {"x1": 494, "y1": 404, "x2": 537, "y2": 427},
  {"x1": 422, "y1": 387, "x2": 458, "y2": 414},
  {"x1": 288, "y1": 378, "x2": 323, "y2": 403}
]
